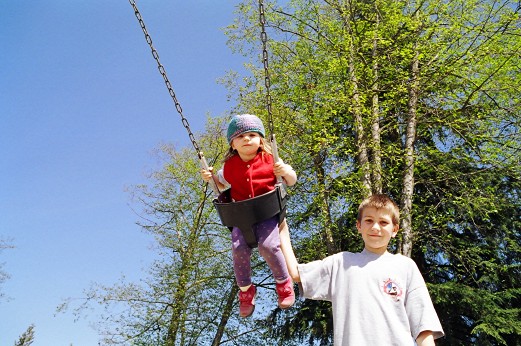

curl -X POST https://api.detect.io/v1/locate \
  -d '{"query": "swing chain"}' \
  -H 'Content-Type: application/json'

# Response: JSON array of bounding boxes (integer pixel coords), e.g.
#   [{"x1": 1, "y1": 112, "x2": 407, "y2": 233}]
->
[
  {"x1": 258, "y1": 0, "x2": 274, "y2": 137},
  {"x1": 128, "y1": 0, "x2": 203, "y2": 159}
]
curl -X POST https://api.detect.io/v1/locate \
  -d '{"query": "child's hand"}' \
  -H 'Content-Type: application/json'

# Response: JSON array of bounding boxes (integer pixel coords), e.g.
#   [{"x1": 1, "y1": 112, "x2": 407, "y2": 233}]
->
[
  {"x1": 200, "y1": 167, "x2": 214, "y2": 182},
  {"x1": 273, "y1": 160, "x2": 292, "y2": 177},
  {"x1": 274, "y1": 160, "x2": 297, "y2": 186}
]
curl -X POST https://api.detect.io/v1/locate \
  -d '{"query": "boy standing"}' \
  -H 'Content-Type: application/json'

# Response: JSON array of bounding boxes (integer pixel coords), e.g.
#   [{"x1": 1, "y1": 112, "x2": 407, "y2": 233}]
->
[{"x1": 280, "y1": 194, "x2": 444, "y2": 345}]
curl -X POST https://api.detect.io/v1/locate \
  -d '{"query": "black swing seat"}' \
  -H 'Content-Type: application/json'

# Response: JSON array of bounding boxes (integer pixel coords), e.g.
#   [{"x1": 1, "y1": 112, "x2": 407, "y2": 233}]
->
[{"x1": 213, "y1": 184, "x2": 288, "y2": 248}]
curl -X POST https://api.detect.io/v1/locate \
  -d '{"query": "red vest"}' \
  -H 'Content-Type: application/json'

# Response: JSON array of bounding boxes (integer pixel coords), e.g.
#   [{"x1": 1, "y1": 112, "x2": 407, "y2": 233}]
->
[{"x1": 223, "y1": 152, "x2": 276, "y2": 201}]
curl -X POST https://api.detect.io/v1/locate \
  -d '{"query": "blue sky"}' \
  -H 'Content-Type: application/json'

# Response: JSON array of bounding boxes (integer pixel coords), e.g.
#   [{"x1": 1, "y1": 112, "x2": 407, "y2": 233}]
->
[{"x1": 1, "y1": 1, "x2": 245, "y2": 344}]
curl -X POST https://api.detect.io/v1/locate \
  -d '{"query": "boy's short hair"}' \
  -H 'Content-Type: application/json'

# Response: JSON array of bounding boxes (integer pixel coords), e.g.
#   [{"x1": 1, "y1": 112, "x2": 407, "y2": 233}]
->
[{"x1": 357, "y1": 194, "x2": 400, "y2": 225}]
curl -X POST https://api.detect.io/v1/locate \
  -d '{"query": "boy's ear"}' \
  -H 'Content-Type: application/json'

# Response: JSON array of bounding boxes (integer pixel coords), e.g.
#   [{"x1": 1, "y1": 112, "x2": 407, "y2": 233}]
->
[
  {"x1": 391, "y1": 224, "x2": 399, "y2": 238},
  {"x1": 356, "y1": 220, "x2": 361, "y2": 232}
]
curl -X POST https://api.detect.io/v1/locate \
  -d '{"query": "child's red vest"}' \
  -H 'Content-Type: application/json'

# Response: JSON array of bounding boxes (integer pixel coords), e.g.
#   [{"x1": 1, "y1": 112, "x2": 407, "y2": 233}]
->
[{"x1": 223, "y1": 152, "x2": 276, "y2": 201}]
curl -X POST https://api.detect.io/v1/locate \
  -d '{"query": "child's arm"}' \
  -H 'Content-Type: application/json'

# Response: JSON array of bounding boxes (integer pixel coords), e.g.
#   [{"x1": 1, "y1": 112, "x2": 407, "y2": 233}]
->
[
  {"x1": 200, "y1": 167, "x2": 227, "y2": 191},
  {"x1": 274, "y1": 160, "x2": 297, "y2": 186},
  {"x1": 279, "y1": 219, "x2": 301, "y2": 282},
  {"x1": 416, "y1": 331, "x2": 435, "y2": 346}
]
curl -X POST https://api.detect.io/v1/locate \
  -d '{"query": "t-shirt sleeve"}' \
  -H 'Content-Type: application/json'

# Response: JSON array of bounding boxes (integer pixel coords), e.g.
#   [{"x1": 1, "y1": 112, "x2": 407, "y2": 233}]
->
[
  {"x1": 406, "y1": 261, "x2": 445, "y2": 340},
  {"x1": 216, "y1": 168, "x2": 230, "y2": 188},
  {"x1": 297, "y1": 257, "x2": 335, "y2": 302}
]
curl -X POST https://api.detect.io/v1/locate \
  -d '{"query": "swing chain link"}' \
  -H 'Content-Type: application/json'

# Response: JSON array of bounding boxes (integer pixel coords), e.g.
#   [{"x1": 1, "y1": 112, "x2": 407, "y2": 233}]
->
[
  {"x1": 258, "y1": 0, "x2": 274, "y2": 137},
  {"x1": 128, "y1": 0, "x2": 202, "y2": 158}
]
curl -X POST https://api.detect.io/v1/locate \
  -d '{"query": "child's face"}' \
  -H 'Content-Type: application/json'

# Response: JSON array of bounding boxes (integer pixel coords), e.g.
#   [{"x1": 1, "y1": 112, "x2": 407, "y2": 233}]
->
[
  {"x1": 231, "y1": 132, "x2": 262, "y2": 160},
  {"x1": 356, "y1": 207, "x2": 399, "y2": 254}
]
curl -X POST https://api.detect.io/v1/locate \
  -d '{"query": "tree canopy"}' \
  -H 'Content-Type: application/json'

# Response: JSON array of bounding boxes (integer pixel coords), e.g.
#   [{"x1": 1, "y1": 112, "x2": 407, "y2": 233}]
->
[
  {"x1": 225, "y1": 1, "x2": 520, "y2": 344},
  {"x1": 67, "y1": 0, "x2": 520, "y2": 345}
]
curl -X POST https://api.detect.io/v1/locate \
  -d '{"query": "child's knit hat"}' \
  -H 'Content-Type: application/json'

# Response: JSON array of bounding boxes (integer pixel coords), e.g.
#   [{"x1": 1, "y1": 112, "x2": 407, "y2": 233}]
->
[{"x1": 226, "y1": 114, "x2": 265, "y2": 144}]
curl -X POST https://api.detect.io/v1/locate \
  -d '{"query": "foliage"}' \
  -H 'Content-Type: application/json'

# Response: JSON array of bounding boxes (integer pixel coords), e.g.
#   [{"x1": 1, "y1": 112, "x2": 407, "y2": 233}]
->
[
  {"x1": 66, "y1": 0, "x2": 520, "y2": 345},
  {"x1": 0, "y1": 237, "x2": 13, "y2": 301},
  {"x1": 225, "y1": 0, "x2": 521, "y2": 344},
  {"x1": 14, "y1": 324, "x2": 35, "y2": 346},
  {"x1": 59, "y1": 118, "x2": 296, "y2": 345}
]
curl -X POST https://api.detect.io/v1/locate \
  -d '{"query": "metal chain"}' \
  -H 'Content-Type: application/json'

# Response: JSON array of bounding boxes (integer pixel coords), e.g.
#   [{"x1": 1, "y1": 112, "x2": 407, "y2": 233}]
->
[
  {"x1": 128, "y1": 0, "x2": 202, "y2": 158},
  {"x1": 258, "y1": 0, "x2": 283, "y2": 186},
  {"x1": 258, "y1": 0, "x2": 275, "y2": 137}
]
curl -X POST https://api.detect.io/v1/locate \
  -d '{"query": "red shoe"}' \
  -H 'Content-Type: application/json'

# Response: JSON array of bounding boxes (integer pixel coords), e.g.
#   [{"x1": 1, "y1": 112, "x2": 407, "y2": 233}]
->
[
  {"x1": 276, "y1": 279, "x2": 295, "y2": 309},
  {"x1": 238, "y1": 285, "x2": 256, "y2": 318}
]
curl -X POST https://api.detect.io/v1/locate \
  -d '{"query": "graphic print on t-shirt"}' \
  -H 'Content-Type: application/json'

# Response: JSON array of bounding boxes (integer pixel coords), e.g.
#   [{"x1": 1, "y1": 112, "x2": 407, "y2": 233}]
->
[{"x1": 382, "y1": 278, "x2": 403, "y2": 301}]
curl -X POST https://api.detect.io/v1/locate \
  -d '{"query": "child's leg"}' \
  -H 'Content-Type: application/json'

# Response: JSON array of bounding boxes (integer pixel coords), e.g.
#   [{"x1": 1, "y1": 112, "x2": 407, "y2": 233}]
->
[
  {"x1": 255, "y1": 216, "x2": 290, "y2": 282},
  {"x1": 231, "y1": 226, "x2": 253, "y2": 288},
  {"x1": 256, "y1": 216, "x2": 295, "y2": 309},
  {"x1": 232, "y1": 226, "x2": 257, "y2": 317}
]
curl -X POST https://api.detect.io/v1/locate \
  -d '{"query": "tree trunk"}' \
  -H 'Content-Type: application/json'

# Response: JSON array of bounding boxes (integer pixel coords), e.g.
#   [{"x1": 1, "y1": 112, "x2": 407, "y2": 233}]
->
[
  {"x1": 344, "y1": 3, "x2": 371, "y2": 197},
  {"x1": 165, "y1": 268, "x2": 188, "y2": 345},
  {"x1": 400, "y1": 44, "x2": 419, "y2": 258},
  {"x1": 211, "y1": 282, "x2": 238, "y2": 346},
  {"x1": 166, "y1": 203, "x2": 205, "y2": 345},
  {"x1": 371, "y1": 6, "x2": 382, "y2": 194},
  {"x1": 314, "y1": 152, "x2": 338, "y2": 255}
]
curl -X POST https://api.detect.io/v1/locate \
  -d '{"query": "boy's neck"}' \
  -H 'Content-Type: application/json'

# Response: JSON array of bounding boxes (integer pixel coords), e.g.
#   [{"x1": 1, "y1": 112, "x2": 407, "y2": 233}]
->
[{"x1": 364, "y1": 246, "x2": 388, "y2": 255}]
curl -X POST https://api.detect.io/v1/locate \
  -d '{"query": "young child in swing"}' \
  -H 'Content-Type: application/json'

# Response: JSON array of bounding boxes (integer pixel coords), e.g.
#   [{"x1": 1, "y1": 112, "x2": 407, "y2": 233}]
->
[
  {"x1": 200, "y1": 113, "x2": 297, "y2": 318},
  {"x1": 279, "y1": 194, "x2": 445, "y2": 345}
]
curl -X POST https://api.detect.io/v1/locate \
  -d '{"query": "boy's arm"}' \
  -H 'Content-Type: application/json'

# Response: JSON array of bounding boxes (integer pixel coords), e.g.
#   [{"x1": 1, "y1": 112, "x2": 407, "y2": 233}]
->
[
  {"x1": 416, "y1": 331, "x2": 435, "y2": 346},
  {"x1": 279, "y1": 219, "x2": 301, "y2": 282}
]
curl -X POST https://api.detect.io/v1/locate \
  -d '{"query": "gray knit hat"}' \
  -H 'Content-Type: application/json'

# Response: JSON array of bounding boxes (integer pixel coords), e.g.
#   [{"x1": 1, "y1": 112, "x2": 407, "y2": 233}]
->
[{"x1": 226, "y1": 114, "x2": 265, "y2": 144}]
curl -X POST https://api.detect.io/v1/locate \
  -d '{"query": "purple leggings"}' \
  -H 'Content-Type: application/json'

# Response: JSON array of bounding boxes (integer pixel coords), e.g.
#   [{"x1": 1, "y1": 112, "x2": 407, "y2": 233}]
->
[{"x1": 232, "y1": 216, "x2": 289, "y2": 287}]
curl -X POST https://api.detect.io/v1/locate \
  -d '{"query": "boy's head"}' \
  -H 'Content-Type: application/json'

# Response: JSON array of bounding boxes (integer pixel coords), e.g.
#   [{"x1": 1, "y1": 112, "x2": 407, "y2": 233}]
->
[
  {"x1": 357, "y1": 194, "x2": 400, "y2": 226},
  {"x1": 356, "y1": 194, "x2": 400, "y2": 253},
  {"x1": 227, "y1": 114, "x2": 265, "y2": 144}
]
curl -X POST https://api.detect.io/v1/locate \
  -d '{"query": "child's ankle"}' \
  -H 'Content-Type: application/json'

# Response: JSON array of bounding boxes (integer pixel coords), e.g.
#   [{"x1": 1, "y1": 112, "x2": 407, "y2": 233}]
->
[{"x1": 239, "y1": 284, "x2": 252, "y2": 292}]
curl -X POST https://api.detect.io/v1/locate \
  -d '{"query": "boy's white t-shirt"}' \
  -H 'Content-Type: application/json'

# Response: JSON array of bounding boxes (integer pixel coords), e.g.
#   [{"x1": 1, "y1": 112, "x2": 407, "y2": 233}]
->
[{"x1": 298, "y1": 249, "x2": 444, "y2": 346}]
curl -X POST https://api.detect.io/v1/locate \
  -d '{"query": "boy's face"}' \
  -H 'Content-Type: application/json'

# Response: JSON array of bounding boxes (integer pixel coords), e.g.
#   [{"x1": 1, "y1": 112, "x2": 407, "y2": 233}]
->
[{"x1": 356, "y1": 207, "x2": 399, "y2": 254}]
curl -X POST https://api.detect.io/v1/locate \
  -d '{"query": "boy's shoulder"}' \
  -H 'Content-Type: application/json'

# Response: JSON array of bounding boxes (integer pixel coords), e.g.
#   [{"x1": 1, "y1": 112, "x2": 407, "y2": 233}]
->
[
  {"x1": 329, "y1": 250, "x2": 416, "y2": 266},
  {"x1": 324, "y1": 250, "x2": 371, "y2": 265},
  {"x1": 317, "y1": 250, "x2": 417, "y2": 265}
]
